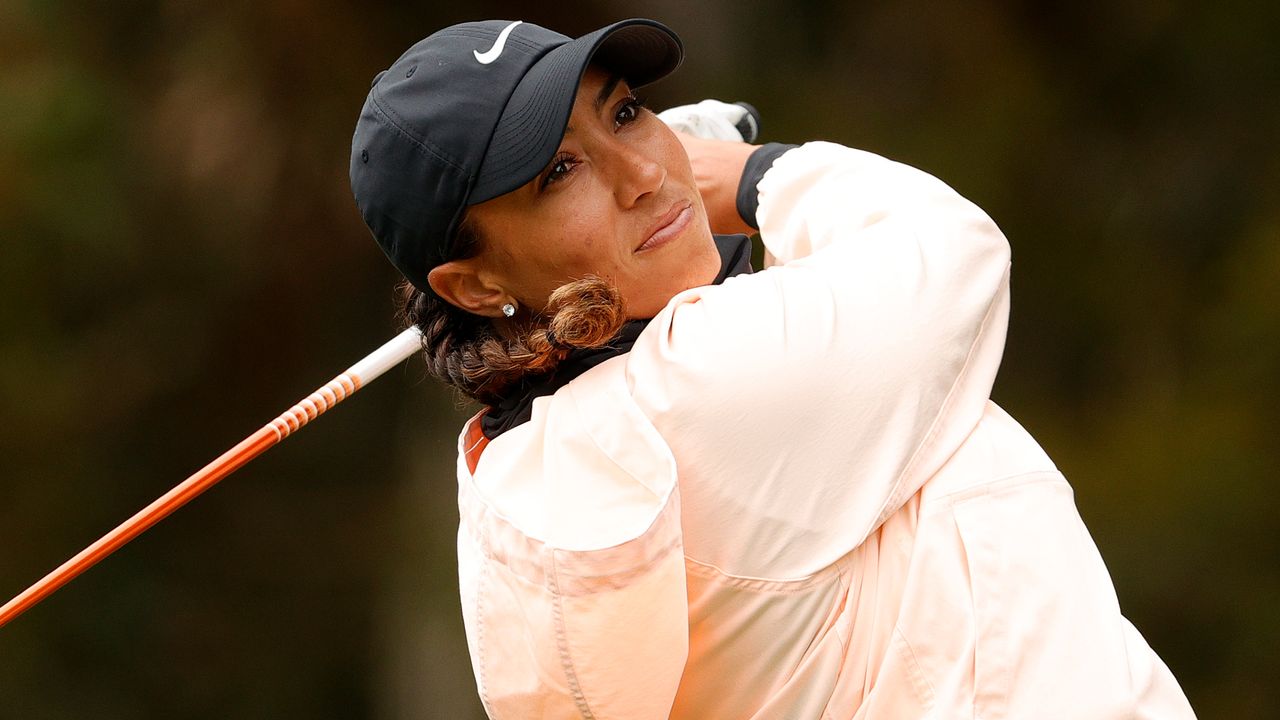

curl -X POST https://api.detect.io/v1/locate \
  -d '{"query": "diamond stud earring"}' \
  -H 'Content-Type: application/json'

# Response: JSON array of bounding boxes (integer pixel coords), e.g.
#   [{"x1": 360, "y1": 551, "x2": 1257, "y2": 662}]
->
[{"x1": 501, "y1": 303, "x2": 516, "y2": 318}]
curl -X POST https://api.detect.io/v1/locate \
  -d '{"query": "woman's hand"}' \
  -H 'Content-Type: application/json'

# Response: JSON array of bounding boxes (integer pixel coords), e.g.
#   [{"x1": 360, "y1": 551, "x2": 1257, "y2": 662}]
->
[{"x1": 675, "y1": 132, "x2": 758, "y2": 236}]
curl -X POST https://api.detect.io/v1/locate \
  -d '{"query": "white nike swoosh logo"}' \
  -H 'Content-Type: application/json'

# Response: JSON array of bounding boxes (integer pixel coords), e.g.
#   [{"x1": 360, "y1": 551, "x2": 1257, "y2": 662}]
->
[{"x1": 474, "y1": 21, "x2": 523, "y2": 65}]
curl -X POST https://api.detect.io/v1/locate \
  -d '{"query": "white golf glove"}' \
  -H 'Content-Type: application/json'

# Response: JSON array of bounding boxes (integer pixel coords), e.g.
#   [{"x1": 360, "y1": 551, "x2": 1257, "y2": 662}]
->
[{"x1": 658, "y1": 99, "x2": 761, "y2": 143}]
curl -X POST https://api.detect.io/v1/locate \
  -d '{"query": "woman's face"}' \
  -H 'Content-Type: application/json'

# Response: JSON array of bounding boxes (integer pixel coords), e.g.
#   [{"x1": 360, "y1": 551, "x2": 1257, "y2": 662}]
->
[{"x1": 430, "y1": 66, "x2": 721, "y2": 320}]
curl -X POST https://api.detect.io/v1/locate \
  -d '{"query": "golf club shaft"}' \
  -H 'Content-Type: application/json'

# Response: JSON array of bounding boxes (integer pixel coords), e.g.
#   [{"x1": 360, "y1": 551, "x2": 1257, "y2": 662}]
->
[{"x1": 0, "y1": 327, "x2": 424, "y2": 629}]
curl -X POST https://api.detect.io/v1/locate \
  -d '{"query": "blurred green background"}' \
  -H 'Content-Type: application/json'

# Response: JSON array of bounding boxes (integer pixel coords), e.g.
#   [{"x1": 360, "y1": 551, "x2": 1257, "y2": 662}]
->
[{"x1": 2, "y1": 0, "x2": 1276, "y2": 717}]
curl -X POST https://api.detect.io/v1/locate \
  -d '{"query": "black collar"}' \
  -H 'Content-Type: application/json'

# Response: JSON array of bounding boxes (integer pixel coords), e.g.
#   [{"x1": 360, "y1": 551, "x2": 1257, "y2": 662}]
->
[{"x1": 481, "y1": 234, "x2": 754, "y2": 439}]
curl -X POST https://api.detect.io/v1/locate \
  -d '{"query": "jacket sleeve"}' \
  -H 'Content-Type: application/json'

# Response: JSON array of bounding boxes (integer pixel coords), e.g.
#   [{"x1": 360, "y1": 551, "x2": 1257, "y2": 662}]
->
[
  {"x1": 457, "y1": 361, "x2": 690, "y2": 719},
  {"x1": 626, "y1": 141, "x2": 1013, "y2": 579}
]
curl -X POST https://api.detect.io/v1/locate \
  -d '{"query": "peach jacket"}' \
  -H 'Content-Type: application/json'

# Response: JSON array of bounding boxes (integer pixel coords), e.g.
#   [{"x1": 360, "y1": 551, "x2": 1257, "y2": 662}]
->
[{"x1": 453, "y1": 142, "x2": 1195, "y2": 719}]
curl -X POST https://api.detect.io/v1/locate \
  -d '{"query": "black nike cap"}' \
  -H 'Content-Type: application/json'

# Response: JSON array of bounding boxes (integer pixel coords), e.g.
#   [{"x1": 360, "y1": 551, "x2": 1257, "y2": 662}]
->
[{"x1": 349, "y1": 19, "x2": 683, "y2": 293}]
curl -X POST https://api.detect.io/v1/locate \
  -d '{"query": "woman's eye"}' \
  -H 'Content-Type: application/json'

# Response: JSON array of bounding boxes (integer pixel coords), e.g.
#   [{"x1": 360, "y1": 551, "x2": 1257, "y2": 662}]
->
[
  {"x1": 614, "y1": 96, "x2": 646, "y2": 128},
  {"x1": 541, "y1": 155, "x2": 576, "y2": 188}
]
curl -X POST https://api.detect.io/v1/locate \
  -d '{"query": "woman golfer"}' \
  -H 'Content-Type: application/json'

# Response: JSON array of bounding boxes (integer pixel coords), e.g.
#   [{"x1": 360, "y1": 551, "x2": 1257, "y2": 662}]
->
[{"x1": 349, "y1": 18, "x2": 1194, "y2": 720}]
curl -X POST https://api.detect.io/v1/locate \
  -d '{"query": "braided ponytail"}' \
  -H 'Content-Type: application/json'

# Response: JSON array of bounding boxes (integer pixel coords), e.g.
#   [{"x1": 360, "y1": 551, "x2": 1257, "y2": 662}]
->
[{"x1": 399, "y1": 224, "x2": 627, "y2": 406}]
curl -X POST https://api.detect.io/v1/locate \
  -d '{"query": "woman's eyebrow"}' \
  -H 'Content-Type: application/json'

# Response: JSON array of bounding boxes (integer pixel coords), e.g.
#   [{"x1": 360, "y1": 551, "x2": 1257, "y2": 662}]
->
[
  {"x1": 595, "y1": 74, "x2": 624, "y2": 111},
  {"x1": 563, "y1": 75, "x2": 625, "y2": 137}
]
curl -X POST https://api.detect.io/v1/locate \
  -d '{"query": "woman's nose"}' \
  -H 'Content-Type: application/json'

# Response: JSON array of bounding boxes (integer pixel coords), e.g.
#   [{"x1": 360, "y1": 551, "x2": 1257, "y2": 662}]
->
[{"x1": 612, "y1": 143, "x2": 666, "y2": 208}]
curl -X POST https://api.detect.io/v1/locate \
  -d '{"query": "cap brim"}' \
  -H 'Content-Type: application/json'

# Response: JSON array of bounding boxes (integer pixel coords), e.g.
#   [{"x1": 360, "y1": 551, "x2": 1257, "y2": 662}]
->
[{"x1": 470, "y1": 19, "x2": 683, "y2": 204}]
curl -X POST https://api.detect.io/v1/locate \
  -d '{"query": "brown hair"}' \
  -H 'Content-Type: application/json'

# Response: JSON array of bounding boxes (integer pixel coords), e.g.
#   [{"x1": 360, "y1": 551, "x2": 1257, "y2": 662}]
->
[{"x1": 399, "y1": 221, "x2": 627, "y2": 406}]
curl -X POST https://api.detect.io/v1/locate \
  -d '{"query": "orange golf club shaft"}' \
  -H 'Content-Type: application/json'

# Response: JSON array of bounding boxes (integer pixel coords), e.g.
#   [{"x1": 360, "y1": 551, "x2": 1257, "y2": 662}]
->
[{"x1": 0, "y1": 327, "x2": 423, "y2": 629}]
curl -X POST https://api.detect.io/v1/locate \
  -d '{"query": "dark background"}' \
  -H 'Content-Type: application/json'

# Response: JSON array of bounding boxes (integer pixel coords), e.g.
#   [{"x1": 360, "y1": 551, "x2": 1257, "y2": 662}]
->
[{"x1": 2, "y1": 1, "x2": 1276, "y2": 717}]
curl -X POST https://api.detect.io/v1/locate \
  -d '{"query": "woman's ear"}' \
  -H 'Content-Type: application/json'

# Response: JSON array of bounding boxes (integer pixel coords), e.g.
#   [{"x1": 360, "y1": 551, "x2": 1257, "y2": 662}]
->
[{"x1": 427, "y1": 259, "x2": 508, "y2": 317}]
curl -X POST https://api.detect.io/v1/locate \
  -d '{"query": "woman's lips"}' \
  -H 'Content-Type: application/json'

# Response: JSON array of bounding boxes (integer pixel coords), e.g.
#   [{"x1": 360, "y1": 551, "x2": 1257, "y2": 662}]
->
[{"x1": 637, "y1": 202, "x2": 693, "y2": 253}]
